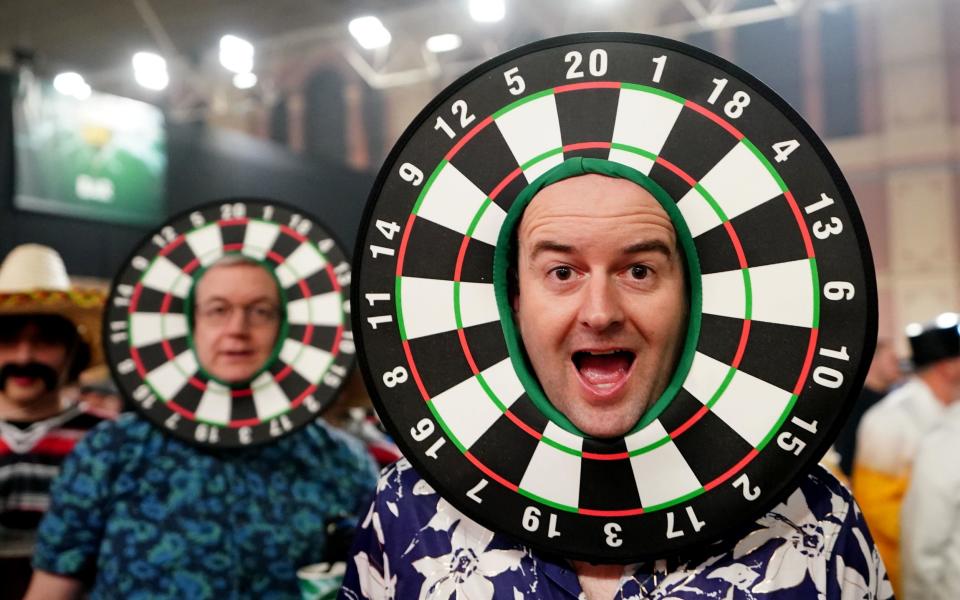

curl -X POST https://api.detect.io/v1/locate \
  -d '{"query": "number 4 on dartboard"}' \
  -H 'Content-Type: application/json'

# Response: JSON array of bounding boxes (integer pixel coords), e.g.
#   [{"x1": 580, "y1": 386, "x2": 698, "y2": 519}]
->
[
  {"x1": 772, "y1": 140, "x2": 799, "y2": 163},
  {"x1": 376, "y1": 220, "x2": 400, "y2": 240}
]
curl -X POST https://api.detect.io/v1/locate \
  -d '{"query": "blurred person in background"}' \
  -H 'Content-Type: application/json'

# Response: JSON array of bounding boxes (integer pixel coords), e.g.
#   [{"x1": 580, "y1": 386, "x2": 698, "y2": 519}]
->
[
  {"x1": 834, "y1": 338, "x2": 901, "y2": 478},
  {"x1": 325, "y1": 371, "x2": 402, "y2": 469},
  {"x1": 899, "y1": 314, "x2": 960, "y2": 600},
  {"x1": 853, "y1": 314, "x2": 960, "y2": 598},
  {"x1": 0, "y1": 244, "x2": 110, "y2": 600},
  {"x1": 25, "y1": 254, "x2": 377, "y2": 599},
  {"x1": 76, "y1": 365, "x2": 125, "y2": 418}
]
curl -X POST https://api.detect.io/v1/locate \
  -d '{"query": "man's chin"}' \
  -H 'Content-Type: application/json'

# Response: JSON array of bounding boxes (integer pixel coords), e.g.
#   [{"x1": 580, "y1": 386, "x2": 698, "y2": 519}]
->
[
  {"x1": 1, "y1": 388, "x2": 50, "y2": 406},
  {"x1": 210, "y1": 366, "x2": 259, "y2": 385},
  {"x1": 572, "y1": 419, "x2": 636, "y2": 439},
  {"x1": 561, "y1": 403, "x2": 644, "y2": 439}
]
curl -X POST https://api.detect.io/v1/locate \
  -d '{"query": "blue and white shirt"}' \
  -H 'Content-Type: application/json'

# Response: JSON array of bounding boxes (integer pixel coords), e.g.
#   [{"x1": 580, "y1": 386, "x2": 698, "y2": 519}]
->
[
  {"x1": 341, "y1": 459, "x2": 891, "y2": 599},
  {"x1": 34, "y1": 413, "x2": 378, "y2": 599}
]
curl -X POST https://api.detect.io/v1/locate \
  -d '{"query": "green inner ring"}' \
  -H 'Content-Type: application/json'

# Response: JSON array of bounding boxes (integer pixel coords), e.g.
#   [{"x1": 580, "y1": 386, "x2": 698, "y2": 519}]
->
[
  {"x1": 492, "y1": 157, "x2": 703, "y2": 438},
  {"x1": 184, "y1": 252, "x2": 290, "y2": 390}
]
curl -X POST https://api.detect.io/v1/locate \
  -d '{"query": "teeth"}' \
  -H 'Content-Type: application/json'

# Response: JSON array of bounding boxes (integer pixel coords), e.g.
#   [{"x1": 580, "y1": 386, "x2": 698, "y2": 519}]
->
[{"x1": 588, "y1": 350, "x2": 619, "y2": 355}]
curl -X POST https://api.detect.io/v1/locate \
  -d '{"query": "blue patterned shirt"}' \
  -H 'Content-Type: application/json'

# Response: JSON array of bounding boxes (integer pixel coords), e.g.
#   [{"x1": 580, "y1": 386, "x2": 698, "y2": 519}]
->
[
  {"x1": 34, "y1": 413, "x2": 378, "y2": 599},
  {"x1": 341, "y1": 459, "x2": 892, "y2": 599}
]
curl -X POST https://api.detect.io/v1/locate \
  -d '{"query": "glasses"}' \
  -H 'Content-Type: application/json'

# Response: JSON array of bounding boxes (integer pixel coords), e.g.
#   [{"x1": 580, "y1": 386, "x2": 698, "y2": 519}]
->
[{"x1": 195, "y1": 302, "x2": 281, "y2": 327}]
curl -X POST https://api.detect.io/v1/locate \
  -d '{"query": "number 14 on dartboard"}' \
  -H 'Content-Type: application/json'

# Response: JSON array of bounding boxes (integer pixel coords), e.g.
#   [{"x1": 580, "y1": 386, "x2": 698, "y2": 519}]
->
[{"x1": 366, "y1": 218, "x2": 402, "y2": 330}]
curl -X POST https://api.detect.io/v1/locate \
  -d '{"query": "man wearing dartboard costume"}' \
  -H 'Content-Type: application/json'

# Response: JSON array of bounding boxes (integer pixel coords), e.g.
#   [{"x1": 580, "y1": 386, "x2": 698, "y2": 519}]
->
[
  {"x1": 343, "y1": 159, "x2": 889, "y2": 600},
  {"x1": 345, "y1": 34, "x2": 891, "y2": 600},
  {"x1": 25, "y1": 202, "x2": 378, "y2": 599}
]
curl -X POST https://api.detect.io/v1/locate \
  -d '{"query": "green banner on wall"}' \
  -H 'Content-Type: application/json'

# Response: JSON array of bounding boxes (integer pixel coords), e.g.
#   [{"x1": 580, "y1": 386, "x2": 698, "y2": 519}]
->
[{"x1": 13, "y1": 74, "x2": 166, "y2": 226}]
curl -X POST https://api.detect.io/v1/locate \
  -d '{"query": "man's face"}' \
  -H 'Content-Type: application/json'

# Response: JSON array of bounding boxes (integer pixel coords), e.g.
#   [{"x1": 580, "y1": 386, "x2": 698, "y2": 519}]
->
[
  {"x1": 869, "y1": 342, "x2": 901, "y2": 390},
  {"x1": 193, "y1": 262, "x2": 281, "y2": 384},
  {"x1": 514, "y1": 174, "x2": 688, "y2": 438},
  {"x1": 945, "y1": 355, "x2": 960, "y2": 402},
  {"x1": 0, "y1": 319, "x2": 72, "y2": 406}
]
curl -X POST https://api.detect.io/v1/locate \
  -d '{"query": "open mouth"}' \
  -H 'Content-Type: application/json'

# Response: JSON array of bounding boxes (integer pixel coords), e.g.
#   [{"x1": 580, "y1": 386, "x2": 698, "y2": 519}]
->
[{"x1": 572, "y1": 349, "x2": 636, "y2": 390}]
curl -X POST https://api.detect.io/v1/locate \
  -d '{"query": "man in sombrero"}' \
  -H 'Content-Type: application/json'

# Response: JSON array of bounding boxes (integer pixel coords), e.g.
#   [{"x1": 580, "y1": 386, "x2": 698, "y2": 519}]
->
[{"x1": 0, "y1": 244, "x2": 111, "y2": 599}]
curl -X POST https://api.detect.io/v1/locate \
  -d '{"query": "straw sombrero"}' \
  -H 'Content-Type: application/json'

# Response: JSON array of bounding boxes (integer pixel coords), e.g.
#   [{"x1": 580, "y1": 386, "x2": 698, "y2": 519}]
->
[{"x1": 0, "y1": 244, "x2": 106, "y2": 369}]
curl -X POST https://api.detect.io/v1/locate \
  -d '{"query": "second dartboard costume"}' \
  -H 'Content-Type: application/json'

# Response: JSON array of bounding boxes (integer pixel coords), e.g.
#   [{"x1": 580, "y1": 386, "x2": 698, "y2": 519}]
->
[{"x1": 30, "y1": 200, "x2": 378, "y2": 599}]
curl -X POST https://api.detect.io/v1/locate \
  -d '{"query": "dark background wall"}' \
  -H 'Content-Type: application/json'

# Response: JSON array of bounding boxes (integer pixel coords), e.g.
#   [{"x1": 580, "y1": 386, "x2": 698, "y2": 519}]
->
[{"x1": 0, "y1": 73, "x2": 375, "y2": 281}]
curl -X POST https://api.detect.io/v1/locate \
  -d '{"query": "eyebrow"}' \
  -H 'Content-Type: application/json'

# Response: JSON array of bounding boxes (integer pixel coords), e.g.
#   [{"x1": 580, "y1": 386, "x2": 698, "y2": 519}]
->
[
  {"x1": 200, "y1": 295, "x2": 276, "y2": 305},
  {"x1": 622, "y1": 240, "x2": 674, "y2": 258},
  {"x1": 529, "y1": 240, "x2": 674, "y2": 260}
]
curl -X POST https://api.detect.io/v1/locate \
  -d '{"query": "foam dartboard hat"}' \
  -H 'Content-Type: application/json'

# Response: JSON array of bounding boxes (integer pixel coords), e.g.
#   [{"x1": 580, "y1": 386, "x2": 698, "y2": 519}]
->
[
  {"x1": 352, "y1": 33, "x2": 877, "y2": 561},
  {"x1": 104, "y1": 199, "x2": 355, "y2": 449}
]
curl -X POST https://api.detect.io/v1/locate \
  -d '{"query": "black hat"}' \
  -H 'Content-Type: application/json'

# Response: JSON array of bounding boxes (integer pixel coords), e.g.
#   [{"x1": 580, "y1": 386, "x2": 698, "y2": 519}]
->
[{"x1": 909, "y1": 313, "x2": 960, "y2": 368}]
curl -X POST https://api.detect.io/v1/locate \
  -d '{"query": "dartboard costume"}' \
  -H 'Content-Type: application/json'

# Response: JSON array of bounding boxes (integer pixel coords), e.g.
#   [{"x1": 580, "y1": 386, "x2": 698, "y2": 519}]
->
[
  {"x1": 31, "y1": 200, "x2": 378, "y2": 599},
  {"x1": 344, "y1": 32, "x2": 889, "y2": 598}
]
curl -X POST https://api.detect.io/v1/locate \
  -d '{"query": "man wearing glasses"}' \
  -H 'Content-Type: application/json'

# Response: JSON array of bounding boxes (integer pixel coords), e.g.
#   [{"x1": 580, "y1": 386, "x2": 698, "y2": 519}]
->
[
  {"x1": 192, "y1": 254, "x2": 283, "y2": 385},
  {"x1": 26, "y1": 254, "x2": 377, "y2": 599}
]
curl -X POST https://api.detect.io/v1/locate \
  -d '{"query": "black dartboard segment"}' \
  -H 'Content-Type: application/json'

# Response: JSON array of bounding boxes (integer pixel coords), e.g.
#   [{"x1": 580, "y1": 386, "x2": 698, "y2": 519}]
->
[
  {"x1": 105, "y1": 199, "x2": 354, "y2": 448},
  {"x1": 352, "y1": 34, "x2": 876, "y2": 562}
]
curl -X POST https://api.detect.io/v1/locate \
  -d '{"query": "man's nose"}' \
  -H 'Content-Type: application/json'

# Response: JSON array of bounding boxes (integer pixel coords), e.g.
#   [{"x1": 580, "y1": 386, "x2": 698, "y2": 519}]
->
[
  {"x1": 12, "y1": 339, "x2": 37, "y2": 362},
  {"x1": 579, "y1": 276, "x2": 624, "y2": 331},
  {"x1": 224, "y1": 307, "x2": 250, "y2": 333}
]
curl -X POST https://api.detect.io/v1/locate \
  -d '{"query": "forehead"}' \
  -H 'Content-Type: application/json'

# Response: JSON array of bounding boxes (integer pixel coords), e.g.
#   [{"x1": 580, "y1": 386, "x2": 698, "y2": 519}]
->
[
  {"x1": 195, "y1": 262, "x2": 278, "y2": 300},
  {"x1": 0, "y1": 315, "x2": 76, "y2": 344},
  {"x1": 517, "y1": 174, "x2": 677, "y2": 247}
]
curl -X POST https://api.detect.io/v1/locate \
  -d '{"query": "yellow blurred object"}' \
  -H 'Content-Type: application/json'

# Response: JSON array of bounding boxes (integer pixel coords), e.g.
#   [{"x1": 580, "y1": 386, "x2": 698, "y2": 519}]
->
[
  {"x1": 80, "y1": 124, "x2": 113, "y2": 149},
  {"x1": 852, "y1": 466, "x2": 909, "y2": 598},
  {"x1": 819, "y1": 446, "x2": 850, "y2": 488}
]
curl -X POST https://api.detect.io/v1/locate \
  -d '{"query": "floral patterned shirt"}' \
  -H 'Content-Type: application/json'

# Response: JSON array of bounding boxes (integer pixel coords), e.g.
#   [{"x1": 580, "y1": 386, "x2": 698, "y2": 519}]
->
[
  {"x1": 34, "y1": 413, "x2": 378, "y2": 599},
  {"x1": 341, "y1": 459, "x2": 892, "y2": 600}
]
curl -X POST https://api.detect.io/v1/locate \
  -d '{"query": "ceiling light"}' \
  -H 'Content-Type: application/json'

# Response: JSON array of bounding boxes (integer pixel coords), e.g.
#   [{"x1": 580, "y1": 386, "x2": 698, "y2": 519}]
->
[
  {"x1": 233, "y1": 72, "x2": 257, "y2": 89},
  {"x1": 220, "y1": 34, "x2": 254, "y2": 74},
  {"x1": 349, "y1": 16, "x2": 392, "y2": 50},
  {"x1": 132, "y1": 52, "x2": 169, "y2": 91},
  {"x1": 53, "y1": 72, "x2": 91, "y2": 100},
  {"x1": 469, "y1": 0, "x2": 505, "y2": 23},
  {"x1": 936, "y1": 312, "x2": 959, "y2": 328},
  {"x1": 426, "y1": 34, "x2": 462, "y2": 53},
  {"x1": 905, "y1": 322, "x2": 923, "y2": 337}
]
